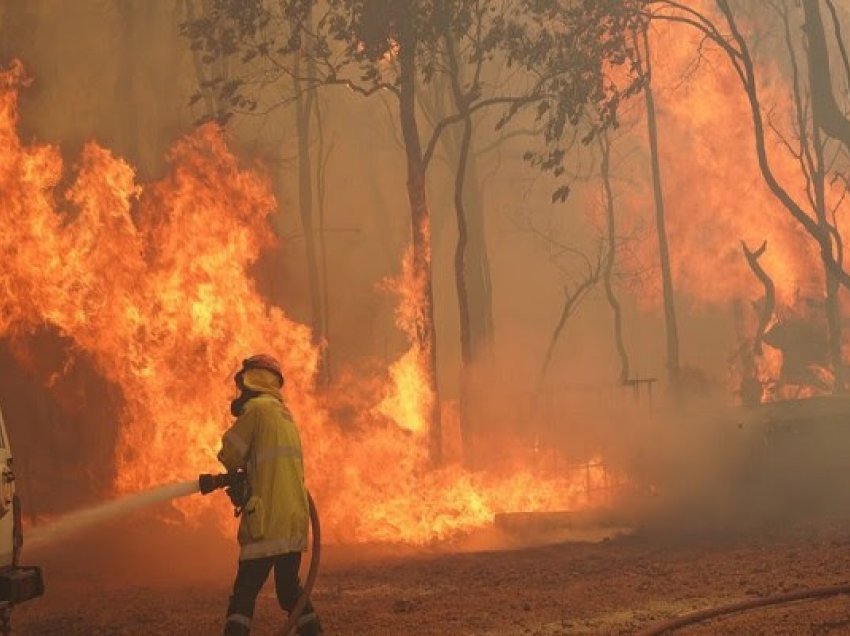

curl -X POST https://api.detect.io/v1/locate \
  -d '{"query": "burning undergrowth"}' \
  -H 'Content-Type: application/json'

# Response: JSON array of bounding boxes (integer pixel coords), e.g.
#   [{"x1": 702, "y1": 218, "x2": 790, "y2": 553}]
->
[{"x1": 0, "y1": 61, "x2": 613, "y2": 545}]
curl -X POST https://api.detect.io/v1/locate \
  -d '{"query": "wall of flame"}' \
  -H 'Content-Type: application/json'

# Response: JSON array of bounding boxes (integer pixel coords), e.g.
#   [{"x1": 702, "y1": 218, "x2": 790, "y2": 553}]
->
[{"x1": 0, "y1": 61, "x2": 613, "y2": 545}]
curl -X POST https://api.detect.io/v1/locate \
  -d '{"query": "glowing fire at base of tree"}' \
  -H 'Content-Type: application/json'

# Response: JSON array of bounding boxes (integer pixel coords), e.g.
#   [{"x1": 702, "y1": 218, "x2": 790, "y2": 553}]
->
[{"x1": 0, "y1": 62, "x2": 616, "y2": 545}]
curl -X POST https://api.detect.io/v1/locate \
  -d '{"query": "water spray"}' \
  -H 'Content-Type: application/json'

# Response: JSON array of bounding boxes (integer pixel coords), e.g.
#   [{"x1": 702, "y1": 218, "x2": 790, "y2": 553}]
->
[
  {"x1": 26, "y1": 480, "x2": 200, "y2": 550},
  {"x1": 25, "y1": 472, "x2": 320, "y2": 635}
]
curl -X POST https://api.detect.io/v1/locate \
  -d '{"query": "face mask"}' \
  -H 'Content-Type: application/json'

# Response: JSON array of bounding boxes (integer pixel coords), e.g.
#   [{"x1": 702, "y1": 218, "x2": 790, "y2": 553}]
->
[{"x1": 230, "y1": 388, "x2": 260, "y2": 417}]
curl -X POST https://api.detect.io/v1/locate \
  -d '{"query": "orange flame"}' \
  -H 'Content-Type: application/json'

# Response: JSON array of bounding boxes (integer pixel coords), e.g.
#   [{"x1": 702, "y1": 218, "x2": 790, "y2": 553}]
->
[
  {"x1": 0, "y1": 61, "x2": 614, "y2": 544},
  {"x1": 374, "y1": 244, "x2": 432, "y2": 435},
  {"x1": 622, "y1": 8, "x2": 846, "y2": 399}
]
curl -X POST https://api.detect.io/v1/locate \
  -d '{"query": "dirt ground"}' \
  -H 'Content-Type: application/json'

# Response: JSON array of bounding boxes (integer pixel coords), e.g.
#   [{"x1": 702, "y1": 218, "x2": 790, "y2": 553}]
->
[{"x1": 11, "y1": 506, "x2": 850, "y2": 636}]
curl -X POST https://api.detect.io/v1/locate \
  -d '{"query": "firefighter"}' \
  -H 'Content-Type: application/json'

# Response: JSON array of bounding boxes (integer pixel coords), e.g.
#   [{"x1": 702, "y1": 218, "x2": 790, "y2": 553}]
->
[{"x1": 217, "y1": 354, "x2": 323, "y2": 636}]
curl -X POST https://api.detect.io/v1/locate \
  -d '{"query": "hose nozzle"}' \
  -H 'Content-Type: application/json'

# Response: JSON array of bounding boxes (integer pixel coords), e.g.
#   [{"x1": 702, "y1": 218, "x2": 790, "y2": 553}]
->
[{"x1": 198, "y1": 472, "x2": 235, "y2": 495}]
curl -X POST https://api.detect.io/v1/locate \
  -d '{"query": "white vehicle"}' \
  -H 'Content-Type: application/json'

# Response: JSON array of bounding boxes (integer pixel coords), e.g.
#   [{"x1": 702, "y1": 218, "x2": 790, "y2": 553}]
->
[{"x1": 0, "y1": 407, "x2": 43, "y2": 634}]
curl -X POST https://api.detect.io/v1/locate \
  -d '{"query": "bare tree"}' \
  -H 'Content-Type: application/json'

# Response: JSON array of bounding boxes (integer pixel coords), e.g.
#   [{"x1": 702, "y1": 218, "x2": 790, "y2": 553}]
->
[
  {"x1": 599, "y1": 130, "x2": 631, "y2": 385},
  {"x1": 635, "y1": 24, "x2": 680, "y2": 392},
  {"x1": 541, "y1": 253, "x2": 604, "y2": 381},
  {"x1": 510, "y1": 200, "x2": 604, "y2": 383}
]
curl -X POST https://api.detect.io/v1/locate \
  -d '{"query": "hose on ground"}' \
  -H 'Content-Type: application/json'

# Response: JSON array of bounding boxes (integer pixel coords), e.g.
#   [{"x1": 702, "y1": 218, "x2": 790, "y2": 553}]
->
[
  {"x1": 282, "y1": 491, "x2": 321, "y2": 636},
  {"x1": 635, "y1": 583, "x2": 850, "y2": 635}
]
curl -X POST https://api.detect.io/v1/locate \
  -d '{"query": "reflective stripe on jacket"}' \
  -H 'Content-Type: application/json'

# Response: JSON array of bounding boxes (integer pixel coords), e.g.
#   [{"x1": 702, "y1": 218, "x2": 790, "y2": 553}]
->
[{"x1": 218, "y1": 394, "x2": 309, "y2": 560}]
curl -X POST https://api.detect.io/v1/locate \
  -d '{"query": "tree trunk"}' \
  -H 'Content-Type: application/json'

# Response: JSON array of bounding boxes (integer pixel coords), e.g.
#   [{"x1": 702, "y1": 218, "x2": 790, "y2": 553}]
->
[
  {"x1": 314, "y1": 98, "x2": 333, "y2": 382},
  {"x1": 811, "y1": 126, "x2": 845, "y2": 392},
  {"x1": 463, "y1": 158, "x2": 495, "y2": 358},
  {"x1": 802, "y1": 0, "x2": 850, "y2": 155},
  {"x1": 444, "y1": 34, "x2": 479, "y2": 465},
  {"x1": 293, "y1": 30, "x2": 328, "y2": 384},
  {"x1": 796, "y1": 3, "x2": 845, "y2": 392},
  {"x1": 640, "y1": 27, "x2": 681, "y2": 391},
  {"x1": 418, "y1": 66, "x2": 495, "y2": 367},
  {"x1": 399, "y1": 31, "x2": 442, "y2": 465},
  {"x1": 439, "y1": 105, "x2": 494, "y2": 364},
  {"x1": 451, "y1": 115, "x2": 474, "y2": 464},
  {"x1": 599, "y1": 132, "x2": 630, "y2": 385},
  {"x1": 822, "y1": 252, "x2": 843, "y2": 392}
]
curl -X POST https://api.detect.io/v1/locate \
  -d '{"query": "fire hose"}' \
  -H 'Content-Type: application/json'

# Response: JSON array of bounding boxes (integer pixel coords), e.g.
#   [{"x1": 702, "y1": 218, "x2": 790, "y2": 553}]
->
[
  {"x1": 198, "y1": 472, "x2": 321, "y2": 636},
  {"x1": 635, "y1": 583, "x2": 850, "y2": 635}
]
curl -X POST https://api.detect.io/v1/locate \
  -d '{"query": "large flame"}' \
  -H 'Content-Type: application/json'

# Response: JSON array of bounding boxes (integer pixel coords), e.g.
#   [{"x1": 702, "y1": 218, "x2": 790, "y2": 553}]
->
[
  {"x1": 374, "y1": 243, "x2": 432, "y2": 435},
  {"x1": 623, "y1": 7, "x2": 849, "y2": 399},
  {"x1": 0, "y1": 61, "x2": 612, "y2": 544}
]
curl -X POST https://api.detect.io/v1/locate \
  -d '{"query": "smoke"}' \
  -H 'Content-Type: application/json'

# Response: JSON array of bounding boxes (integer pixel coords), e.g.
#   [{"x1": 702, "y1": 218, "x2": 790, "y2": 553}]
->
[{"x1": 593, "y1": 389, "x2": 850, "y2": 536}]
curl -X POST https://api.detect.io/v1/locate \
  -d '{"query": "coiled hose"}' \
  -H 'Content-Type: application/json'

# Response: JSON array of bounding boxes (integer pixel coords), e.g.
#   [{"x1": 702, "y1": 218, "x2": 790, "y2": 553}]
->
[
  {"x1": 282, "y1": 492, "x2": 321, "y2": 636},
  {"x1": 635, "y1": 583, "x2": 850, "y2": 635}
]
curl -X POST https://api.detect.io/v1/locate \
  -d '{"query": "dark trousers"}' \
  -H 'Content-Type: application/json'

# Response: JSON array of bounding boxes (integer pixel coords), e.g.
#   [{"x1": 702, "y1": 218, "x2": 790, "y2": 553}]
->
[{"x1": 224, "y1": 552, "x2": 320, "y2": 635}]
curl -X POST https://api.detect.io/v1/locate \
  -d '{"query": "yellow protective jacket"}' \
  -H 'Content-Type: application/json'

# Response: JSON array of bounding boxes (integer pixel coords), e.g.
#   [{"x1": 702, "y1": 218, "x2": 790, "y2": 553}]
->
[{"x1": 218, "y1": 369, "x2": 309, "y2": 560}]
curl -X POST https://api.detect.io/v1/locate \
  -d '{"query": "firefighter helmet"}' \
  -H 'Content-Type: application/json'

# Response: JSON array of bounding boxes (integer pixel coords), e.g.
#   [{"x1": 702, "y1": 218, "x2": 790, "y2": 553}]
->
[{"x1": 236, "y1": 354, "x2": 284, "y2": 388}]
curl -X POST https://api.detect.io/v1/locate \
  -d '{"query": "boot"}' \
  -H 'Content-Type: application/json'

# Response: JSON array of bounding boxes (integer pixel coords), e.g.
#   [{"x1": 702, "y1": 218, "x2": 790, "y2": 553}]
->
[
  {"x1": 296, "y1": 612, "x2": 324, "y2": 636},
  {"x1": 224, "y1": 620, "x2": 251, "y2": 636}
]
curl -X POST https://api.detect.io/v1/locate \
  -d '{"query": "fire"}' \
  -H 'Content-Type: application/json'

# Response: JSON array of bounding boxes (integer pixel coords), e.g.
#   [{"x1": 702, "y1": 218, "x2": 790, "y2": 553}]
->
[
  {"x1": 0, "y1": 59, "x2": 318, "y2": 498},
  {"x1": 374, "y1": 244, "x2": 432, "y2": 435},
  {"x1": 0, "y1": 61, "x2": 612, "y2": 544},
  {"x1": 636, "y1": 17, "x2": 816, "y2": 306},
  {"x1": 623, "y1": 7, "x2": 847, "y2": 399}
]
